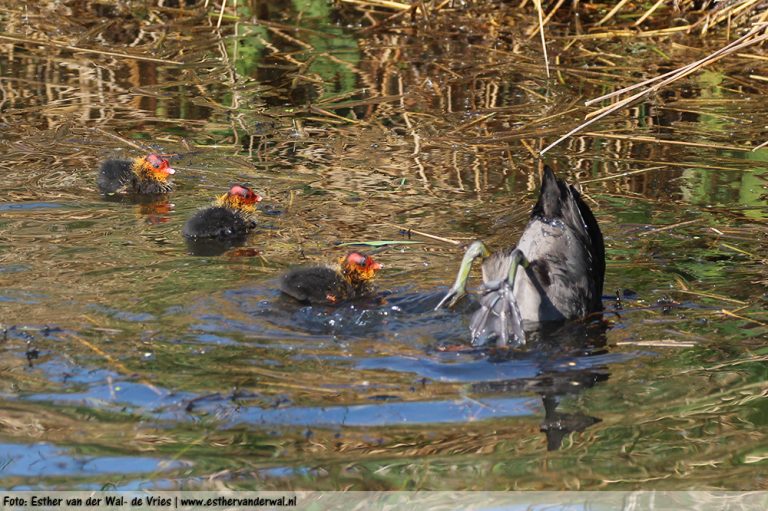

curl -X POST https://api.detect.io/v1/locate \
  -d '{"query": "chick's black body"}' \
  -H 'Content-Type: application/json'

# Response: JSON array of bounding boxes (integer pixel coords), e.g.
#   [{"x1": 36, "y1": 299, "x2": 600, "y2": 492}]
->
[
  {"x1": 182, "y1": 207, "x2": 253, "y2": 240},
  {"x1": 280, "y1": 266, "x2": 357, "y2": 305},
  {"x1": 280, "y1": 253, "x2": 381, "y2": 306},
  {"x1": 97, "y1": 159, "x2": 171, "y2": 195}
]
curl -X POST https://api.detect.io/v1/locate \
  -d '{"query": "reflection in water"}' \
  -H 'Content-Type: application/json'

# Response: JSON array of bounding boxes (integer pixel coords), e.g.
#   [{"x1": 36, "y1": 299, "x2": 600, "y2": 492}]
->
[
  {"x1": 184, "y1": 235, "x2": 249, "y2": 256},
  {"x1": 541, "y1": 393, "x2": 602, "y2": 451},
  {"x1": 0, "y1": 442, "x2": 185, "y2": 479},
  {"x1": 137, "y1": 199, "x2": 174, "y2": 225},
  {"x1": 101, "y1": 191, "x2": 174, "y2": 217},
  {"x1": 472, "y1": 321, "x2": 609, "y2": 451}
]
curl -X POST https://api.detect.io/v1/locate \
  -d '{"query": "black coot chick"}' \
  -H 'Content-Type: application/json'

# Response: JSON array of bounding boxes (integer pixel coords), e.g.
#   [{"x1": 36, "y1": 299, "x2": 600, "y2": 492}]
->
[
  {"x1": 280, "y1": 252, "x2": 383, "y2": 305},
  {"x1": 183, "y1": 184, "x2": 263, "y2": 240},
  {"x1": 98, "y1": 154, "x2": 176, "y2": 195},
  {"x1": 436, "y1": 165, "x2": 605, "y2": 347}
]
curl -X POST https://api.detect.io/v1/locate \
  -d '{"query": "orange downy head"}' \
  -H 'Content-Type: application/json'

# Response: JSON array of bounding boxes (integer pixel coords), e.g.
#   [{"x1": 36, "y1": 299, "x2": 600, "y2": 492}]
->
[
  {"x1": 340, "y1": 252, "x2": 382, "y2": 283},
  {"x1": 217, "y1": 184, "x2": 263, "y2": 212},
  {"x1": 134, "y1": 154, "x2": 175, "y2": 182}
]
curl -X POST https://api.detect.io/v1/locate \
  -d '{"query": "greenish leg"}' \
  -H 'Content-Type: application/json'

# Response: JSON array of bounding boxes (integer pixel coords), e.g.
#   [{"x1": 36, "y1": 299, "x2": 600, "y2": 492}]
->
[
  {"x1": 435, "y1": 241, "x2": 491, "y2": 310},
  {"x1": 506, "y1": 249, "x2": 530, "y2": 288}
]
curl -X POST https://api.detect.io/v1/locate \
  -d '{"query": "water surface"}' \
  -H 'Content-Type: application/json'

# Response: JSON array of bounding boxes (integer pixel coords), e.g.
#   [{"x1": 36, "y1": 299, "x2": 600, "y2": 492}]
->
[{"x1": 0, "y1": 0, "x2": 766, "y2": 490}]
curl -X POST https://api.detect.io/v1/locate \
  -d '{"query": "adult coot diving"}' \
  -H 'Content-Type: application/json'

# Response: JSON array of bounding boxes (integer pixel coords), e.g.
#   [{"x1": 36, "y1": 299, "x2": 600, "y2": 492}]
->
[{"x1": 436, "y1": 166, "x2": 605, "y2": 347}]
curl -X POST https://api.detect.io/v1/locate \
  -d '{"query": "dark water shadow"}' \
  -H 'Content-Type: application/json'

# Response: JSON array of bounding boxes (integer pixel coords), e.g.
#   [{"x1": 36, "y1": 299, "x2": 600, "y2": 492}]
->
[
  {"x1": 184, "y1": 236, "x2": 248, "y2": 256},
  {"x1": 184, "y1": 284, "x2": 640, "y2": 450},
  {"x1": 471, "y1": 322, "x2": 616, "y2": 450}
]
